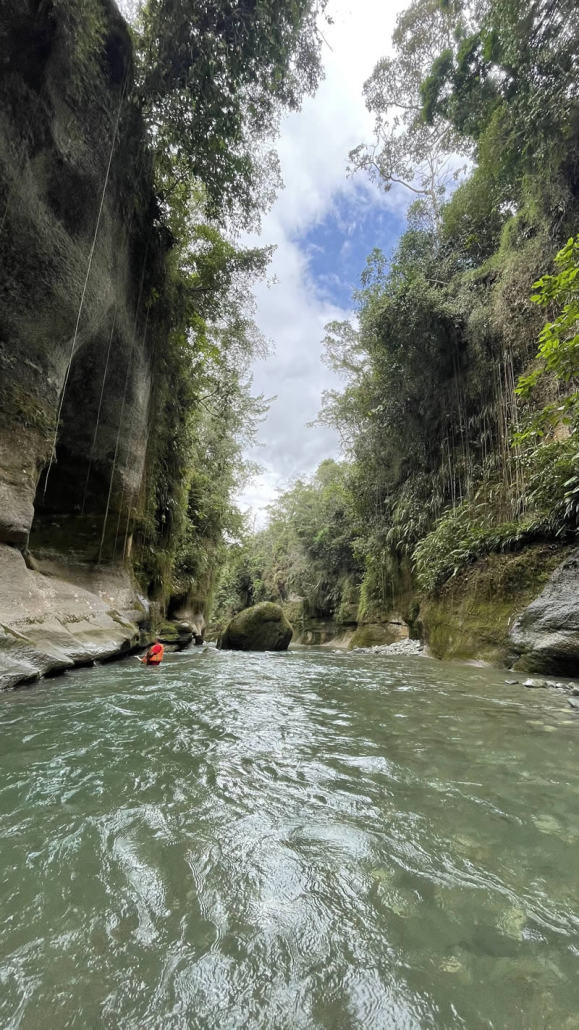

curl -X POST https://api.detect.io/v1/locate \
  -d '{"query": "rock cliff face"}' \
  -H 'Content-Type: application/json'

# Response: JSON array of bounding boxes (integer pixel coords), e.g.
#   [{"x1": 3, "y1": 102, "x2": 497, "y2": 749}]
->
[
  {"x1": 0, "y1": 1, "x2": 165, "y2": 688},
  {"x1": 510, "y1": 548, "x2": 579, "y2": 675}
]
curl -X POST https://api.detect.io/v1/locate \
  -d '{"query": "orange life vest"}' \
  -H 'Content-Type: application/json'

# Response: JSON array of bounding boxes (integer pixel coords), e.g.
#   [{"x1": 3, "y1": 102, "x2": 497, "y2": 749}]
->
[{"x1": 146, "y1": 642, "x2": 164, "y2": 665}]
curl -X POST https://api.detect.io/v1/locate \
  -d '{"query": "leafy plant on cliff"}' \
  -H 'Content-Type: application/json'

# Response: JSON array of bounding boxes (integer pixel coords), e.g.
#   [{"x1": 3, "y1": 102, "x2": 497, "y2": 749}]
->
[
  {"x1": 413, "y1": 438, "x2": 579, "y2": 593},
  {"x1": 134, "y1": 218, "x2": 271, "y2": 608},
  {"x1": 114, "y1": 0, "x2": 330, "y2": 608},
  {"x1": 516, "y1": 233, "x2": 579, "y2": 440}
]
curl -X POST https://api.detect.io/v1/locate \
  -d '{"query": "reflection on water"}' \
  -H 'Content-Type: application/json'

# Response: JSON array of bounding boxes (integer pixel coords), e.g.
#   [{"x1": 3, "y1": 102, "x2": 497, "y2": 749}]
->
[{"x1": 1, "y1": 648, "x2": 579, "y2": 1029}]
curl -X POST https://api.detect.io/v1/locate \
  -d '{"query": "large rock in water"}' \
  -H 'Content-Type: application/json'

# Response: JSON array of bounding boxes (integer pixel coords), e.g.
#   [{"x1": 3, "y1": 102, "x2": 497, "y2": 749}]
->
[
  {"x1": 510, "y1": 548, "x2": 579, "y2": 675},
  {"x1": 219, "y1": 603, "x2": 293, "y2": 652}
]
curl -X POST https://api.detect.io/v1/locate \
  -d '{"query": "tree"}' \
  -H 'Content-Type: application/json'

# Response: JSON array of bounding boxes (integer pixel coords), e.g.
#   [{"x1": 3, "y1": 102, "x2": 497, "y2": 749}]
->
[
  {"x1": 136, "y1": 0, "x2": 329, "y2": 226},
  {"x1": 213, "y1": 461, "x2": 362, "y2": 623},
  {"x1": 349, "y1": 0, "x2": 472, "y2": 228},
  {"x1": 421, "y1": 0, "x2": 579, "y2": 189}
]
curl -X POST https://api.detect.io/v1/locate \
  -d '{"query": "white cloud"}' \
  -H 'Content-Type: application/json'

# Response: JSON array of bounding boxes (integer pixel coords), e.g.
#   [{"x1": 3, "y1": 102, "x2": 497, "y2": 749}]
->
[{"x1": 239, "y1": 0, "x2": 410, "y2": 526}]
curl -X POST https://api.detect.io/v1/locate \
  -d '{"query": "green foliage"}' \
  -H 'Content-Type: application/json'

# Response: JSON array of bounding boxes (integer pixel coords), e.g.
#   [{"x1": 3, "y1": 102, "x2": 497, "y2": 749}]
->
[
  {"x1": 213, "y1": 461, "x2": 363, "y2": 626},
  {"x1": 311, "y1": 0, "x2": 579, "y2": 610},
  {"x1": 51, "y1": 0, "x2": 110, "y2": 99},
  {"x1": 108, "y1": 0, "x2": 327, "y2": 613},
  {"x1": 440, "y1": 166, "x2": 507, "y2": 265},
  {"x1": 420, "y1": 0, "x2": 579, "y2": 198},
  {"x1": 414, "y1": 441, "x2": 579, "y2": 592},
  {"x1": 135, "y1": 0, "x2": 328, "y2": 225},
  {"x1": 133, "y1": 219, "x2": 270, "y2": 611},
  {"x1": 516, "y1": 234, "x2": 579, "y2": 440}
]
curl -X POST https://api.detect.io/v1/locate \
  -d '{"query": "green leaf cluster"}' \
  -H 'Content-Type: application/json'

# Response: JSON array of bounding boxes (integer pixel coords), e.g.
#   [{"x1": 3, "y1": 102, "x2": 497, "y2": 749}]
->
[
  {"x1": 135, "y1": 0, "x2": 328, "y2": 226},
  {"x1": 515, "y1": 234, "x2": 579, "y2": 440},
  {"x1": 213, "y1": 461, "x2": 363, "y2": 626}
]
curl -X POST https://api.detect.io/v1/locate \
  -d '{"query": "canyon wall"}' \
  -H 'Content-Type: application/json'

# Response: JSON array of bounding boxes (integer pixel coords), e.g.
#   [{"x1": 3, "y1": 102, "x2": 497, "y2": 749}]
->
[{"x1": 0, "y1": 0, "x2": 165, "y2": 687}]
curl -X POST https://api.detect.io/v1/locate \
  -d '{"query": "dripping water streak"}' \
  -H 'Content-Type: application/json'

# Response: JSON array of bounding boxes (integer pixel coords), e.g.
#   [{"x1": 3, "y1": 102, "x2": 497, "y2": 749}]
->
[{"x1": 44, "y1": 89, "x2": 125, "y2": 496}]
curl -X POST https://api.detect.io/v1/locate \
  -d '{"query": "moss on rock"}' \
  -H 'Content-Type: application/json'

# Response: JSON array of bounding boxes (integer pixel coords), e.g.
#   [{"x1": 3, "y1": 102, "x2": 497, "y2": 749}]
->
[
  {"x1": 219, "y1": 602, "x2": 293, "y2": 652},
  {"x1": 158, "y1": 620, "x2": 194, "y2": 651},
  {"x1": 349, "y1": 623, "x2": 407, "y2": 650},
  {"x1": 421, "y1": 544, "x2": 571, "y2": 665}
]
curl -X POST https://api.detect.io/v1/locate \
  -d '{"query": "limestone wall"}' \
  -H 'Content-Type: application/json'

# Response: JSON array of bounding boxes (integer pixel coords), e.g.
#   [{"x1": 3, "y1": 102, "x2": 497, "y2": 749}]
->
[
  {"x1": 0, "y1": 1, "x2": 164, "y2": 688},
  {"x1": 0, "y1": 0, "x2": 160, "y2": 552}
]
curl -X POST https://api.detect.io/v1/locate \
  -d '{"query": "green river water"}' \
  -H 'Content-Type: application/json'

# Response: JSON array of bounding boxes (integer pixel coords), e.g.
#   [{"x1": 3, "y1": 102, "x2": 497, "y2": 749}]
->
[{"x1": 1, "y1": 647, "x2": 579, "y2": 1030}]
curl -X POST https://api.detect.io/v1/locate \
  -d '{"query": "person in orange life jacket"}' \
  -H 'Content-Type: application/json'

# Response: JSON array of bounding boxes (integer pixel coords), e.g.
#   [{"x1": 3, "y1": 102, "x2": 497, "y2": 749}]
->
[{"x1": 137, "y1": 639, "x2": 164, "y2": 665}]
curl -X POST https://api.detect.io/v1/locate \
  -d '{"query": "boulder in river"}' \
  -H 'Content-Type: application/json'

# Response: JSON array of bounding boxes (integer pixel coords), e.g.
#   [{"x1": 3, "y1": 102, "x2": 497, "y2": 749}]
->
[
  {"x1": 510, "y1": 548, "x2": 579, "y2": 676},
  {"x1": 219, "y1": 603, "x2": 293, "y2": 653}
]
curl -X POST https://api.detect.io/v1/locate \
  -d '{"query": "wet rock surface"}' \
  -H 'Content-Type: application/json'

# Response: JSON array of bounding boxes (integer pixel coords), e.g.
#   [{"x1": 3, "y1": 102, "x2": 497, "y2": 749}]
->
[
  {"x1": 0, "y1": 2, "x2": 170, "y2": 691},
  {"x1": 501, "y1": 672, "x2": 579, "y2": 712},
  {"x1": 0, "y1": 2, "x2": 157, "y2": 552},
  {"x1": 158, "y1": 621, "x2": 194, "y2": 652},
  {"x1": 0, "y1": 544, "x2": 146, "y2": 690},
  {"x1": 510, "y1": 548, "x2": 579, "y2": 676}
]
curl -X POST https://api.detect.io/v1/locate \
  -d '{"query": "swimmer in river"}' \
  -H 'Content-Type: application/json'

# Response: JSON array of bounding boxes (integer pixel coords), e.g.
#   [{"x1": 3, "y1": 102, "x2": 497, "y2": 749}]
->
[{"x1": 137, "y1": 639, "x2": 164, "y2": 666}]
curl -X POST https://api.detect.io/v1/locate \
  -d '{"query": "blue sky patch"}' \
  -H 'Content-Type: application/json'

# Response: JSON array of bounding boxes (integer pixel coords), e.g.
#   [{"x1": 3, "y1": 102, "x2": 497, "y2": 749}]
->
[{"x1": 297, "y1": 187, "x2": 407, "y2": 309}]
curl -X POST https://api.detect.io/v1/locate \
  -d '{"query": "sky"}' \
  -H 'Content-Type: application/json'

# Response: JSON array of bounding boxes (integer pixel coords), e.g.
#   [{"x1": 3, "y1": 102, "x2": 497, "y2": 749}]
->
[{"x1": 237, "y1": 0, "x2": 411, "y2": 525}]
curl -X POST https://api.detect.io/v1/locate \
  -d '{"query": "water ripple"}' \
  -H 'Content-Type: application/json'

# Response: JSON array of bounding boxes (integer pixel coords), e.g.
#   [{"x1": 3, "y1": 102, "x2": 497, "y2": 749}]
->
[{"x1": 1, "y1": 648, "x2": 579, "y2": 1028}]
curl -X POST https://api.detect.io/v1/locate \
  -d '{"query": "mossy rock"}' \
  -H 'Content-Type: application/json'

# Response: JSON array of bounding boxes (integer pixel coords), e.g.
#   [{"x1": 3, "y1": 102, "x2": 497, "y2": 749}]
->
[
  {"x1": 421, "y1": 544, "x2": 571, "y2": 665},
  {"x1": 158, "y1": 620, "x2": 193, "y2": 651},
  {"x1": 349, "y1": 623, "x2": 406, "y2": 650},
  {"x1": 219, "y1": 603, "x2": 293, "y2": 652}
]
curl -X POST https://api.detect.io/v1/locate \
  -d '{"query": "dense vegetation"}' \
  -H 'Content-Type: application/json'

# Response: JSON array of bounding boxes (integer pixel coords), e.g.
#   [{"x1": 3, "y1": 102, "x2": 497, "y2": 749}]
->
[
  {"x1": 214, "y1": 461, "x2": 362, "y2": 628},
  {"x1": 218, "y1": 0, "x2": 579, "y2": 630},
  {"x1": 81, "y1": 0, "x2": 330, "y2": 614}
]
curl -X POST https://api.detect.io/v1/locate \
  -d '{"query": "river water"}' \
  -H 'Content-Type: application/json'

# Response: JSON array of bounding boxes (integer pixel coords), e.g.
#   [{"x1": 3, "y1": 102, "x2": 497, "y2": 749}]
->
[{"x1": 1, "y1": 648, "x2": 579, "y2": 1030}]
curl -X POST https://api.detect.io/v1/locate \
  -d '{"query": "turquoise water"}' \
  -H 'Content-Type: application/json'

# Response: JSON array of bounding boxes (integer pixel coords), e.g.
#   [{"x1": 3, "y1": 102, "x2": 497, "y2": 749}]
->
[{"x1": 1, "y1": 647, "x2": 579, "y2": 1029}]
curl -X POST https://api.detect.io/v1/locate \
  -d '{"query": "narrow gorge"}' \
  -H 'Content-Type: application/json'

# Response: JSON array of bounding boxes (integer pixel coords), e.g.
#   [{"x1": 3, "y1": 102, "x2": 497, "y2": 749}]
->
[
  {"x1": 3, "y1": 4, "x2": 579, "y2": 1029},
  {"x1": 3, "y1": 0, "x2": 579, "y2": 693}
]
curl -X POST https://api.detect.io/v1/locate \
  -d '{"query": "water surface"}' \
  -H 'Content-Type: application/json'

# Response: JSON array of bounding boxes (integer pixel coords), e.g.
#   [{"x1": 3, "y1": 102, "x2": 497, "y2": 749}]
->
[{"x1": 1, "y1": 648, "x2": 579, "y2": 1029}]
